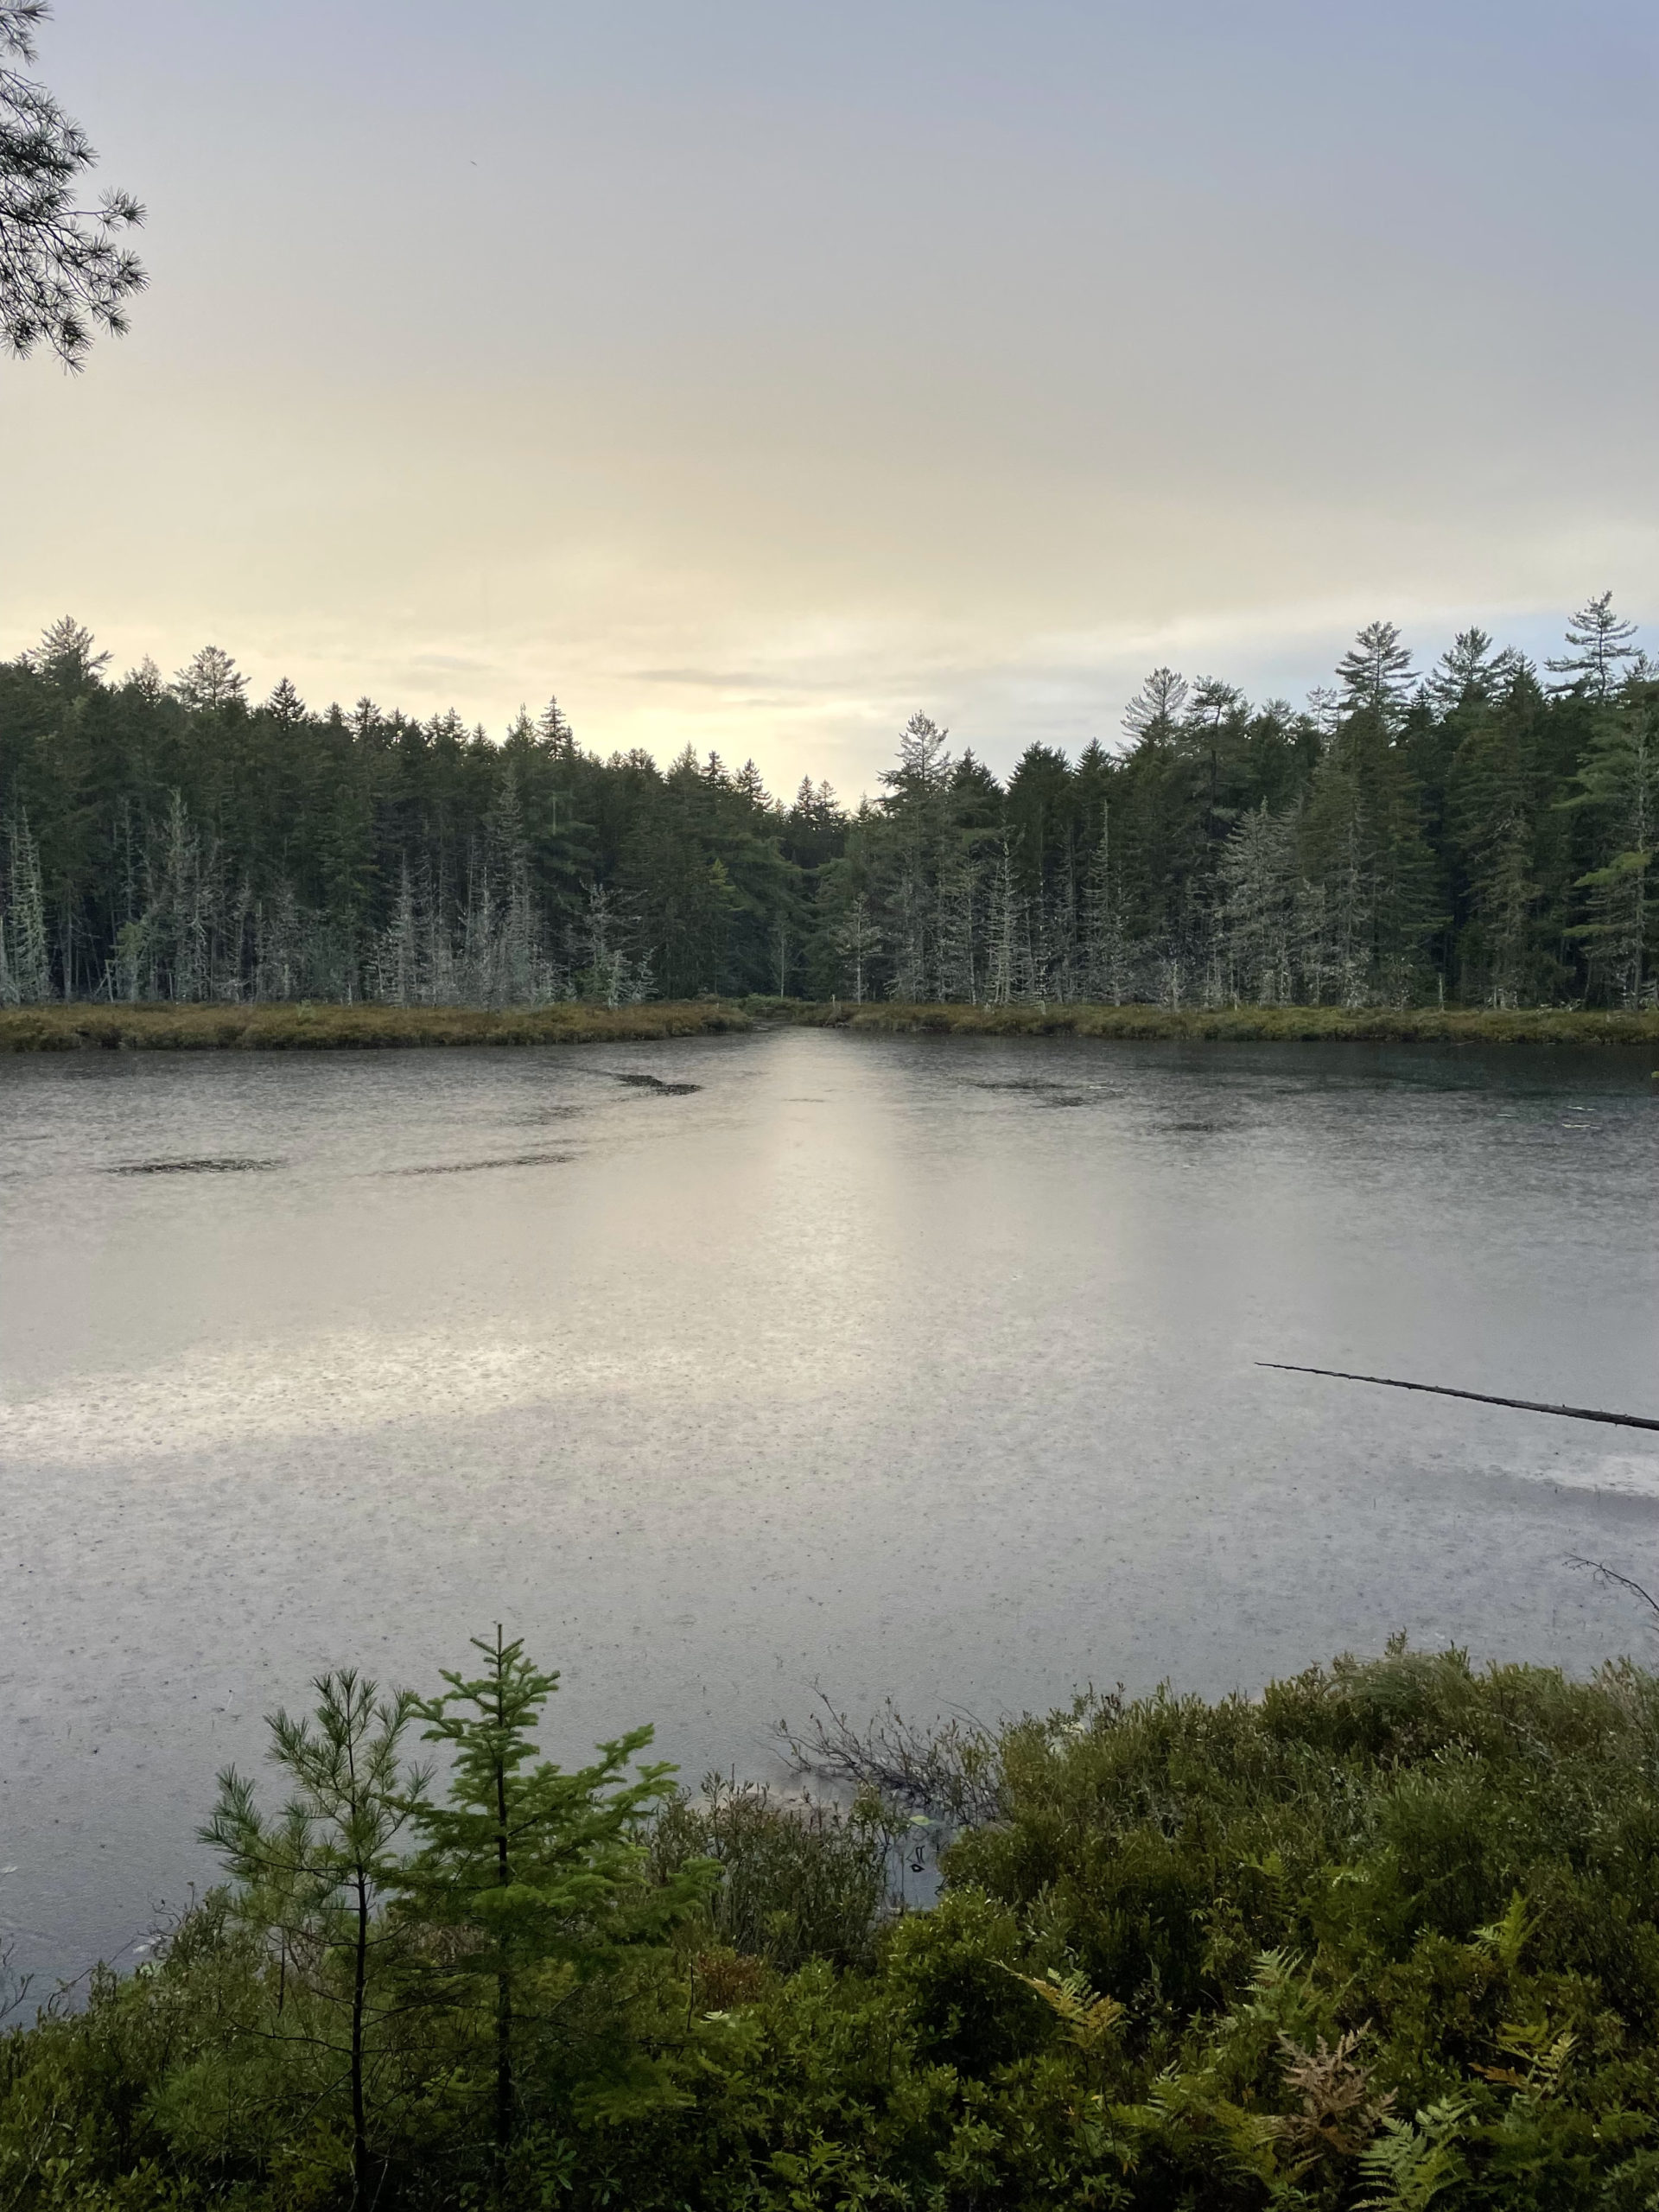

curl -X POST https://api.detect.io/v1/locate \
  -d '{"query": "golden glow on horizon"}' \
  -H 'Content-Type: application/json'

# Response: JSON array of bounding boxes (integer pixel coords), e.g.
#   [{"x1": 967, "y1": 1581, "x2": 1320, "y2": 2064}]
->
[{"x1": 5, "y1": 1, "x2": 1657, "y2": 789}]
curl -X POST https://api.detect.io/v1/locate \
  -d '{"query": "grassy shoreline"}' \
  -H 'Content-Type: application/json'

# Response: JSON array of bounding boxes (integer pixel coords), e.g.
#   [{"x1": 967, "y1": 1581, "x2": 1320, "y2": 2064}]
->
[
  {"x1": 0, "y1": 1001, "x2": 756, "y2": 1052},
  {"x1": 782, "y1": 999, "x2": 1659, "y2": 1045},
  {"x1": 3, "y1": 997, "x2": 1657, "y2": 1051}
]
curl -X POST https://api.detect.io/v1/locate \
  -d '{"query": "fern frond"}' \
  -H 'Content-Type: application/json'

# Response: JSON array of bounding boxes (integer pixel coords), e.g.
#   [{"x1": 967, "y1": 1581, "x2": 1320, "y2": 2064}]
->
[
  {"x1": 1010, "y1": 1964, "x2": 1126, "y2": 2054},
  {"x1": 1354, "y1": 2097, "x2": 1469, "y2": 2211}
]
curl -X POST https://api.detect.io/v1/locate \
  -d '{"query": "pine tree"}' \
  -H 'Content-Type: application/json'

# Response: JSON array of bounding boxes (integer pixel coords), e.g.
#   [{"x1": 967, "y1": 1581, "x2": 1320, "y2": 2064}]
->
[
  {"x1": 536, "y1": 695, "x2": 575, "y2": 757},
  {"x1": 1336, "y1": 620, "x2": 1415, "y2": 725},
  {"x1": 1122, "y1": 667, "x2": 1188, "y2": 741},
  {"x1": 1301, "y1": 626, "x2": 1438, "y2": 1001},
  {"x1": 1427, "y1": 627, "x2": 1504, "y2": 714},
  {"x1": 0, "y1": 3, "x2": 146, "y2": 365},
  {"x1": 203, "y1": 1672, "x2": 426, "y2": 2209},
  {"x1": 877, "y1": 715, "x2": 957, "y2": 1001},
  {"x1": 23, "y1": 614, "x2": 109, "y2": 691},
  {"x1": 1547, "y1": 592, "x2": 1638, "y2": 701},
  {"x1": 171, "y1": 645, "x2": 248, "y2": 715},
  {"x1": 1300, "y1": 750, "x2": 1373, "y2": 1004}
]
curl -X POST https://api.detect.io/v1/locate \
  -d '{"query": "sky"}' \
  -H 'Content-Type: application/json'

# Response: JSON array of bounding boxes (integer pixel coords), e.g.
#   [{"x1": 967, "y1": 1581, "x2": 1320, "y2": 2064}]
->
[{"x1": 5, "y1": 0, "x2": 1659, "y2": 797}]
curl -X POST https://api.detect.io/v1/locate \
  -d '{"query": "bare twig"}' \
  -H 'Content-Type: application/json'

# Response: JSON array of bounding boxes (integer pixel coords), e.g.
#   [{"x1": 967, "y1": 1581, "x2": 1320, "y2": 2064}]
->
[
  {"x1": 1567, "y1": 1557, "x2": 1659, "y2": 1624},
  {"x1": 777, "y1": 1692, "x2": 1002, "y2": 1830}
]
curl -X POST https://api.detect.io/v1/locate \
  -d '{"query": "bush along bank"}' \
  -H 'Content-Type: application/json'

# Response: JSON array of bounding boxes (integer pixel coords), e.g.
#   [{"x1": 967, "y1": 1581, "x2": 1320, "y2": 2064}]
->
[{"x1": 7, "y1": 1636, "x2": 1659, "y2": 2208}]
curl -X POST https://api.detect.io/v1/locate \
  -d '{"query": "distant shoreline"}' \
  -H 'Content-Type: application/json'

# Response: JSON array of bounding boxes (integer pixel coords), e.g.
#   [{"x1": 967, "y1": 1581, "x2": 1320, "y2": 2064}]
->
[
  {"x1": 0, "y1": 1002, "x2": 756, "y2": 1052},
  {"x1": 790, "y1": 1001, "x2": 1659, "y2": 1046},
  {"x1": 3, "y1": 1000, "x2": 1658, "y2": 1052}
]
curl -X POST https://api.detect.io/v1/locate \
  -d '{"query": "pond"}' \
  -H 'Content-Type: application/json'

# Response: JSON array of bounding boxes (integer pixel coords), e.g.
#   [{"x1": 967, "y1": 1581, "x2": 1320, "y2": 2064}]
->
[{"x1": 3, "y1": 1029, "x2": 1657, "y2": 1981}]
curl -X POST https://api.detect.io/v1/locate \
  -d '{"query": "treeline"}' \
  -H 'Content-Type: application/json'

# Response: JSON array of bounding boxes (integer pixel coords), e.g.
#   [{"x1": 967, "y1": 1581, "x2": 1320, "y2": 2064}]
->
[
  {"x1": 2, "y1": 595, "x2": 1656, "y2": 1011},
  {"x1": 7, "y1": 1634, "x2": 1659, "y2": 2208}
]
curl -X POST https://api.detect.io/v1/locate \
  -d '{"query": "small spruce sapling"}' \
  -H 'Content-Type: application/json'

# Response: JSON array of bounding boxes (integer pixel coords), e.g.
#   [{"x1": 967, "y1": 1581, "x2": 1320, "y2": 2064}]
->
[{"x1": 400, "y1": 1628, "x2": 713, "y2": 2185}]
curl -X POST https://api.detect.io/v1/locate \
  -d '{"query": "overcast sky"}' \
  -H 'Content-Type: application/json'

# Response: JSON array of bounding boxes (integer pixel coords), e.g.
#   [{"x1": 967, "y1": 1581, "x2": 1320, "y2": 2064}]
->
[{"x1": 6, "y1": 0, "x2": 1657, "y2": 792}]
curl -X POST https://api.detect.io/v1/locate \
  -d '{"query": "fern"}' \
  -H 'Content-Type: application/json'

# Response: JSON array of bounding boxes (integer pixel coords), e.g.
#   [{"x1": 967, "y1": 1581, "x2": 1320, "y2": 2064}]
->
[
  {"x1": 1471, "y1": 1890, "x2": 1533, "y2": 1973},
  {"x1": 1355, "y1": 2097, "x2": 1469, "y2": 2211},
  {"x1": 1472, "y1": 2018, "x2": 1576, "y2": 2101},
  {"x1": 1261, "y1": 2027, "x2": 1394, "y2": 2171},
  {"x1": 1010, "y1": 1964, "x2": 1126, "y2": 2056}
]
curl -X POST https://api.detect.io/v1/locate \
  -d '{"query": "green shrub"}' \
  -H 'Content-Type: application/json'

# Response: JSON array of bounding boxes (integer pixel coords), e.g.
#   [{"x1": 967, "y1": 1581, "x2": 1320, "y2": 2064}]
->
[{"x1": 11, "y1": 1641, "x2": 1659, "y2": 2206}]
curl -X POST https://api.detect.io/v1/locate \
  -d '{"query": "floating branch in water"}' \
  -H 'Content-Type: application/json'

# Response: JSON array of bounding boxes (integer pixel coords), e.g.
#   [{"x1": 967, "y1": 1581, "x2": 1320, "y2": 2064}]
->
[
  {"x1": 594, "y1": 1069, "x2": 700, "y2": 1095},
  {"x1": 387, "y1": 1150, "x2": 575, "y2": 1176},
  {"x1": 1260, "y1": 1363, "x2": 1659, "y2": 1433}
]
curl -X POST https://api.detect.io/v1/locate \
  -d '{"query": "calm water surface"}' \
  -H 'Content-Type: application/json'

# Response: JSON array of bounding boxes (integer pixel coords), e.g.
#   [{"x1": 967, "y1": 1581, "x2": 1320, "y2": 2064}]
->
[{"x1": 3, "y1": 1030, "x2": 1658, "y2": 1980}]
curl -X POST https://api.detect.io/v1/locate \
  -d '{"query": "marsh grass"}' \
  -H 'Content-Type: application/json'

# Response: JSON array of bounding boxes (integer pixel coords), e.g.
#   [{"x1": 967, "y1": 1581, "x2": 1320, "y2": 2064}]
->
[
  {"x1": 771, "y1": 999, "x2": 1659, "y2": 1045},
  {"x1": 0, "y1": 1001, "x2": 753, "y2": 1052},
  {"x1": 7, "y1": 996, "x2": 1658, "y2": 1051}
]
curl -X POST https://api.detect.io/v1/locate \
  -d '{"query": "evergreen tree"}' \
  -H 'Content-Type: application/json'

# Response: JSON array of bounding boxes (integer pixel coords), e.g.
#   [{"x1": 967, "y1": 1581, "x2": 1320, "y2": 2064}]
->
[
  {"x1": 203, "y1": 1672, "x2": 426, "y2": 2208},
  {"x1": 1, "y1": 807, "x2": 48, "y2": 1000},
  {"x1": 1563, "y1": 679, "x2": 1659, "y2": 1005},
  {"x1": 1336, "y1": 620, "x2": 1415, "y2": 725},
  {"x1": 22, "y1": 614, "x2": 108, "y2": 692},
  {"x1": 1547, "y1": 591, "x2": 1639, "y2": 700},
  {"x1": 171, "y1": 645, "x2": 248, "y2": 715},
  {"x1": 0, "y1": 596, "x2": 1654, "y2": 1013},
  {"x1": 1122, "y1": 667, "x2": 1188, "y2": 740},
  {"x1": 1220, "y1": 803, "x2": 1298, "y2": 1004},
  {"x1": 399, "y1": 1630, "x2": 711, "y2": 2190},
  {"x1": 0, "y1": 0, "x2": 145, "y2": 365},
  {"x1": 1446, "y1": 660, "x2": 1559, "y2": 1005}
]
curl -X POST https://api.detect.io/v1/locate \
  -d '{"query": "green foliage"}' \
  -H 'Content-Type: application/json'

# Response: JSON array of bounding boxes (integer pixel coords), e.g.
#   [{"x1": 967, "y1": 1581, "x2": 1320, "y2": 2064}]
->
[
  {"x1": 199, "y1": 1669, "x2": 427, "y2": 2203},
  {"x1": 397, "y1": 1628, "x2": 713, "y2": 2172},
  {"x1": 0, "y1": 999, "x2": 753, "y2": 1051},
  {"x1": 1, "y1": 604, "x2": 1656, "y2": 1014},
  {"x1": 11, "y1": 1643, "x2": 1659, "y2": 2206},
  {"x1": 650, "y1": 1778, "x2": 901, "y2": 1975}
]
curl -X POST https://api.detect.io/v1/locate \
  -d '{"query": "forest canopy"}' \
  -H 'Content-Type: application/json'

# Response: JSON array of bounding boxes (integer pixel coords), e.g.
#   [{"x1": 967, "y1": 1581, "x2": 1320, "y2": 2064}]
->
[{"x1": 1, "y1": 597, "x2": 1655, "y2": 1012}]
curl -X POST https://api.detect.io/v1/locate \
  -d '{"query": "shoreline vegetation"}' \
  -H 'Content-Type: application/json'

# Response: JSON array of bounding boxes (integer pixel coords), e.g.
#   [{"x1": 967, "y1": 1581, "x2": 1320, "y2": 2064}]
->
[
  {"x1": 5, "y1": 997, "x2": 1659, "y2": 1052},
  {"x1": 7, "y1": 1632, "x2": 1659, "y2": 2208}
]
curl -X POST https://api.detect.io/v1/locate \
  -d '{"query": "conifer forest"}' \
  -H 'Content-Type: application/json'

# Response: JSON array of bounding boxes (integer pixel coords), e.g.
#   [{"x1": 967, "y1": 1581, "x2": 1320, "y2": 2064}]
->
[{"x1": 3, "y1": 594, "x2": 1656, "y2": 1014}]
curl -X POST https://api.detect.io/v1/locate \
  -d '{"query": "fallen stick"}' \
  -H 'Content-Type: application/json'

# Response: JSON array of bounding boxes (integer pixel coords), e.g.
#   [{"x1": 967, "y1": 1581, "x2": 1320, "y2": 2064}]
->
[{"x1": 1258, "y1": 1363, "x2": 1659, "y2": 1434}]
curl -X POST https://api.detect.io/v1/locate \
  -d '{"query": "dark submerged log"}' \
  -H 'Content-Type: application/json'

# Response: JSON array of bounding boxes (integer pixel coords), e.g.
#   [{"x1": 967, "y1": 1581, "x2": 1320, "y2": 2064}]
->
[{"x1": 1259, "y1": 1363, "x2": 1659, "y2": 1434}]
